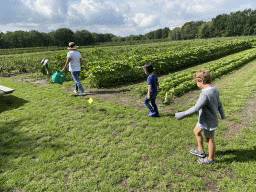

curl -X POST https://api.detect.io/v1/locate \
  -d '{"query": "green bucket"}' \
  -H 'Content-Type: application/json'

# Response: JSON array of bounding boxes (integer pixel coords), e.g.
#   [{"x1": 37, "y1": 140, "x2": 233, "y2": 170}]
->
[{"x1": 52, "y1": 70, "x2": 67, "y2": 84}]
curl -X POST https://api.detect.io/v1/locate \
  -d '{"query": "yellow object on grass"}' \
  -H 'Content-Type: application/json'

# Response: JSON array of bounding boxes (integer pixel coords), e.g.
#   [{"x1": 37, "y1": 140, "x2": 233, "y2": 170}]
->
[{"x1": 88, "y1": 98, "x2": 93, "y2": 104}]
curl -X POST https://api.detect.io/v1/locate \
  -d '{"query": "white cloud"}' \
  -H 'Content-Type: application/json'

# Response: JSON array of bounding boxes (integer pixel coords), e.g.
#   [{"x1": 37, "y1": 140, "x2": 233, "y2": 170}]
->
[
  {"x1": 20, "y1": 0, "x2": 68, "y2": 23},
  {"x1": 231, "y1": 3, "x2": 255, "y2": 12},
  {"x1": 133, "y1": 13, "x2": 159, "y2": 28},
  {"x1": 68, "y1": 0, "x2": 125, "y2": 26},
  {"x1": 1, "y1": 0, "x2": 256, "y2": 36},
  {"x1": 179, "y1": 0, "x2": 227, "y2": 13}
]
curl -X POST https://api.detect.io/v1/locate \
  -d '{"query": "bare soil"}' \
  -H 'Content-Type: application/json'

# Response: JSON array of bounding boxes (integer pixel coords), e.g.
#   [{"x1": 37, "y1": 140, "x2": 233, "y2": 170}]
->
[{"x1": 12, "y1": 77, "x2": 50, "y2": 87}]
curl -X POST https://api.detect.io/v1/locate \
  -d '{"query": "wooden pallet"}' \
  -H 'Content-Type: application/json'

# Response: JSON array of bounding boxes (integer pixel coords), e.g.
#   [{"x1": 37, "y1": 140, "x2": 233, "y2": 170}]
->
[{"x1": 0, "y1": 85, "x2": 15, "y2": 96}]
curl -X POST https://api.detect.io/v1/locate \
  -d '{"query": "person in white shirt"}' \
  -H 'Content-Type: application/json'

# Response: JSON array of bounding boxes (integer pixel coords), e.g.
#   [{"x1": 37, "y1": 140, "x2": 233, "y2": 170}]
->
[{"x1": 62, "y1": 42, "x2": 88, "y2": 96}]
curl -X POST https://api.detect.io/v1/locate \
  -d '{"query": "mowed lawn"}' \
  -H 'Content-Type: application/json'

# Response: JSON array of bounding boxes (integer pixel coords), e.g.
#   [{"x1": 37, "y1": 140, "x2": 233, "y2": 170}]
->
[{"x1": 1, "y1": 60, "x2": 256, "y2": 191}]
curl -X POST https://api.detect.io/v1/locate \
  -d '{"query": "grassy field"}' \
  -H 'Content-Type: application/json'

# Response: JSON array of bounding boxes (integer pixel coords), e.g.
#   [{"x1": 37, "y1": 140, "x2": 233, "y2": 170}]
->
[{"x1": 1, "y1": 51, "x2": 256, "y2": 191}]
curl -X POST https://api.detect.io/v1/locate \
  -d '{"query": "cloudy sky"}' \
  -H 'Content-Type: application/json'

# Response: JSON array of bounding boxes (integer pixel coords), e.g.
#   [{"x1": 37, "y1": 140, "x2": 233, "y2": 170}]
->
[{"x1": 0, "y1": 0, "x2": 255, "y2": 37}]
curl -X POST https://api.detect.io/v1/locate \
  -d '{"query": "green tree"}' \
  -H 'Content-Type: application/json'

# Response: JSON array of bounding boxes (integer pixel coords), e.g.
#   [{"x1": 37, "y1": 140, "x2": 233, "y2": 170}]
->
[
  {"x1": 103, "y1": 33, "x2": 115, "y2": 42},
  {"x1": 0, "y1": 31, "x2": 3, "y2": 39},
  {"x1": 169, "y1": 27, "x2": 181, "y2": 40},
  {"x1": 145, "y1": 31, "x2": 155, "y2": 39},
  {"x1": 225, "y1": 11, "x2": 245, "y2": 36},
  {"x1": 154, "y1": 29, "x2": 163, "y2": 39},
  {"x1": 53, "y1": 28, "x2": 74, "y2": 47},
  {"x1": 29, "y1": 30, "x2": 45, "y2": 47},
  {"x1": 2, "y1": 31, "x2": 30, "y2": 48},
  {"x1": 162, "y1": 27, "x2": 170, "y2": 38},
  {"x1": 198, "y1": 21, "x2": 213, "y2": 38},
  {"x1": 92, "y1": 33, "x2": 106, "y2": 43},
  {"x1": 111, "y1": 35, "x2": 122, "y2": 42},
  {"x1": 181, "y1": 21, "x2": 198, "y2": 40},
  {"x1": 242, "y1": 9, "x2": 256, "y2": 36},
  {"x1": 74, "y1": 30, "x2": 94, "y2": 45},
  {"x1": 212, "y1": 14, "x2": 229, "y2": 37},
  {"x1": 41, "y1": 32, "x2": 51, "y2": 47}
]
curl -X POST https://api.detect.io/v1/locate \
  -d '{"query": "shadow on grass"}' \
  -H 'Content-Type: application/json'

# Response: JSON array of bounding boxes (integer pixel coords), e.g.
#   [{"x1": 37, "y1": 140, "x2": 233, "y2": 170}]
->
[
  {"x1": 217, "y1": 146, "x2": 256, "y2": 163},
  {"x1": 0, "y1": 119, "x2": 32, "y2": 169},
  {"x1": 161, "y1": 113, "x2": 176, "y2": 117},
  {"x1": 0, "y1": 118, "x2": 68, "y2": 175},
  {"x1": 0, "y1": 95, "x2": 28, "y2": 114}
]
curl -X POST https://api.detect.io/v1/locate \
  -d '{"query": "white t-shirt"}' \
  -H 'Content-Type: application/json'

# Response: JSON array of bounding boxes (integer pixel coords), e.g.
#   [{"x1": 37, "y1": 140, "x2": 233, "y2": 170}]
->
[{"x1": 67, "y1": 51, "x2": 82, "y2": 71}]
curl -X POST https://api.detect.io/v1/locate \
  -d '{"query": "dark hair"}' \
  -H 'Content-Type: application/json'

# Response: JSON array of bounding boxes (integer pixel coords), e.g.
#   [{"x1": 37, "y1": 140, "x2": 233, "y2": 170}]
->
[{"x1": 143, "y1": 62, "x2": 154, "y2": 74}]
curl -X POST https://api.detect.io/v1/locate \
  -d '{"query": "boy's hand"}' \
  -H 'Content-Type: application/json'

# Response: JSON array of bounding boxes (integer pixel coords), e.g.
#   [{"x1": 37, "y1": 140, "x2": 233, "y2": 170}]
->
[{"x1": 147, "y1": 95, "x2": 150, "y2": 99}]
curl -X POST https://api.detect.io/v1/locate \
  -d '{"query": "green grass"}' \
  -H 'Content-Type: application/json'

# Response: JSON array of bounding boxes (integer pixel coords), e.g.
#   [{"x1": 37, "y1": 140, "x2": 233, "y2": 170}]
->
[{"x1": 1, "y1": 58, "x2": 256, "y2": 191}]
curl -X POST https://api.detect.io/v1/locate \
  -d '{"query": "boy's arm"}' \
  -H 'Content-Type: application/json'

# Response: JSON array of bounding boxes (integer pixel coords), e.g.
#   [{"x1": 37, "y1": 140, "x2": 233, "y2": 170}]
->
[
  {"x1": 147, "y1": 85, "x2": 152, "y2": 99},
  {"x1": 157, "y1": 81, "x2": 159, "y2": 92},
  {"x1": 80, "y1": 58, "x2": 88, "y2": 71},
  {"x1": 175, "y1": 94, "x2": 207, "y2": 120},
  {"x1": 218, "y1": 100, "x2": 225, "y2": 119}
]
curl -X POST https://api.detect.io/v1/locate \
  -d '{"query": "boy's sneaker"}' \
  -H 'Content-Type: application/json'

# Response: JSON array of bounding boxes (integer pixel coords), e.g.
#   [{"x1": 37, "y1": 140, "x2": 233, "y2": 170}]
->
[
  {"x1": 74, "y1": 90, "x2": 79, "y2": 94},
  {"x1": 148, "y1": 112, "x2": 156, "y2": 117},
  {"x1": 198, "y1": 157, "x2": 215, "y2": 164},
  {"x1": 79, "y1": 92, "x2": 86, "y2": 96},
  {"x1": 190, "y1": 149, "x2": 205, "y2": 157},
  {"x1": 154, "y1": 113, "x2": 160, "y2": 117}
]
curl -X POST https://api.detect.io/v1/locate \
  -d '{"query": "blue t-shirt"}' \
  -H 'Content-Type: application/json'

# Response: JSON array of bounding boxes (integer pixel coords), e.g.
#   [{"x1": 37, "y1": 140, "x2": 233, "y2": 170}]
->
[{"x1": 147, "y1": 74, "x2": 158, "y2": 93}]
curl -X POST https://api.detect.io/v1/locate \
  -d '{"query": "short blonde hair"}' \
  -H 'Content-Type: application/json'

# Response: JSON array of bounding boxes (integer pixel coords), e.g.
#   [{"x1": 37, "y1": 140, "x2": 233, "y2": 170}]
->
[{"x1": 194, "y1": 69, "x2": 212, "y2": 84}]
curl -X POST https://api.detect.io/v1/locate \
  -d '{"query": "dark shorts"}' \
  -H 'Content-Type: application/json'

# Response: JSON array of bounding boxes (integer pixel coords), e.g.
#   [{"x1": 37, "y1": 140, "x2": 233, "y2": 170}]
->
[
  {"x1": 197, "y1": 123, "x2": 215, "y2": 138},
  {"x1": 203, "y1": 129, "x2": 215, "y2": 138}
]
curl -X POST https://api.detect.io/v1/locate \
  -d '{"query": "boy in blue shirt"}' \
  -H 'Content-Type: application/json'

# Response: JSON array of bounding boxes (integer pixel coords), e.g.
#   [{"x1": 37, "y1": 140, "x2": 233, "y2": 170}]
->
[
  {"x1": 175, "y1": 69, "x2": 225, "y2": 164},
  {"x1": 143, "y1": 62, "x2": 160, "y2": 117}
]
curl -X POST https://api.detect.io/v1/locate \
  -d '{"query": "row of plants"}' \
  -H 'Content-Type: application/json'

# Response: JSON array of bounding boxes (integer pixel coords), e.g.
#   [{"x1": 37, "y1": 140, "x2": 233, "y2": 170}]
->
[
  {"x1": 46, "y1": 40, "x2": 230, "y2": 82},
  {"x1": 0, "y1": 50, "x2": 66, "y2": 76},
  {"x1": 0, "y1": 38, "x2": 252, "y2": 78},
  {"x1": 0, "y1": 35, "x2": 235, "y2": 56},
  {"x1": 135, "y1": 47, "x2": 256, "y2": 103},
  {"x1": 85, "y1": 40, "x2": 252, "y2": 87},
  {"x1": 0, "y1": 39, "x2": 217, "y2": 76}
]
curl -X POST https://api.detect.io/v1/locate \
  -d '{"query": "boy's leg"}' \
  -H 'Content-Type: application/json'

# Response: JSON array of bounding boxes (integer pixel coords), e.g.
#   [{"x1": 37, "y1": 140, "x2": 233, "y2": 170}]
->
[
  {"x1": 207, "y1": 137, "x2": 215, "y2": 161},
  {"x1": 198, "y1": 130, "x2": 215, "y2": 163},
  {"x1": 204, "y1": 130, "x2": 215, "y2": 161},
  {"x1": 194, "y1": 125, "x2": 204, "y2": 152},
  {"x1": 70, "y1": 72, "x2": 78, "y2": 92},
  {"x1": 72, "y1": 71, "x2": 84, "y2": 93},
  {"x1": 144, "y1": 96, "x2": 155, "y2": 113},
  {"x1": 150, "y1": 93, "x2": 159, "y2": 114}
]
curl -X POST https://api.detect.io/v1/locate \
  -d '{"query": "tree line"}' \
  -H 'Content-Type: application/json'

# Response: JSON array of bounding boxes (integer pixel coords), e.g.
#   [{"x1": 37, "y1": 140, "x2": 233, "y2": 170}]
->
[{"x1": 1, "y1": 8, "x2": 256, "y2": 49}]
